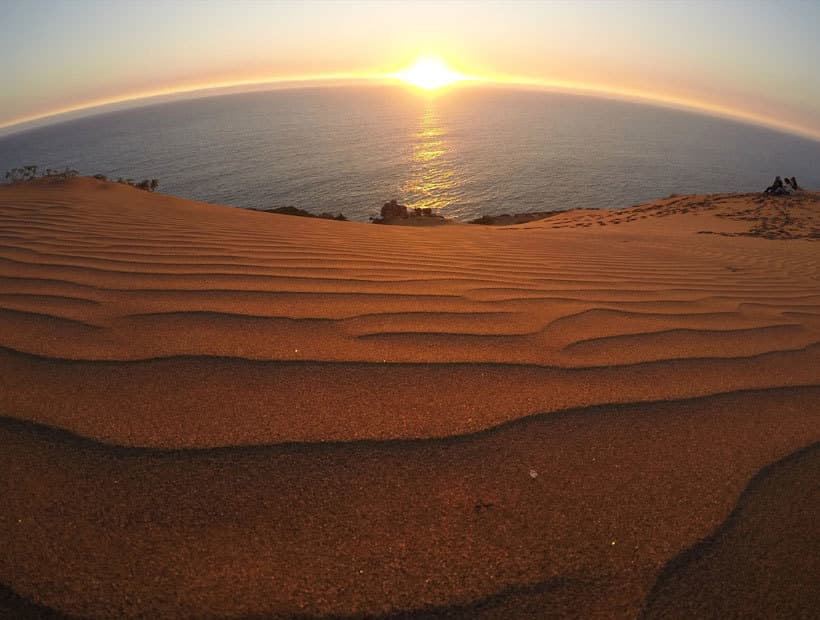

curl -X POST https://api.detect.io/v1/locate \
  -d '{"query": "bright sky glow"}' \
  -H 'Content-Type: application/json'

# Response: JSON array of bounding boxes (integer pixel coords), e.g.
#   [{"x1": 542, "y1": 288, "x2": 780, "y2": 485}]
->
[
  {"x1": 393, "y1": 57, "x2": 468, "y2": 91},
  {"x1": 2, "y1": 1, "x2": 820, "y2": 141}
]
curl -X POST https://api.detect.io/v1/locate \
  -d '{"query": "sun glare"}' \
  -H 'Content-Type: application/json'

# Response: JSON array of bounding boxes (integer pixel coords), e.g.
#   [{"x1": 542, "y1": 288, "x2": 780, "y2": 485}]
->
[{"x1": 395, "y1": 56, "x2": 466, "y2": 91}]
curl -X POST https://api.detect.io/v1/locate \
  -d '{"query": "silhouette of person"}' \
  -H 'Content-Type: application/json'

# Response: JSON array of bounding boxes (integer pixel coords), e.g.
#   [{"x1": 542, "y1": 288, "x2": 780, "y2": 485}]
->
[
  {"x1": 765, "y1": 176, "x2": 783, "y2": 194},
  {"x1": 783, "y1": 177, "x2": 794, "y2": 194}
]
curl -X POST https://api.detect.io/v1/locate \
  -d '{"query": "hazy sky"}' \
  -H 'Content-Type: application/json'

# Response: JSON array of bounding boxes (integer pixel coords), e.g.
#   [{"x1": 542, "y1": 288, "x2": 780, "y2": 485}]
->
[{"x1": 3, "y1": 0, "x2": 820, "y2": 139}]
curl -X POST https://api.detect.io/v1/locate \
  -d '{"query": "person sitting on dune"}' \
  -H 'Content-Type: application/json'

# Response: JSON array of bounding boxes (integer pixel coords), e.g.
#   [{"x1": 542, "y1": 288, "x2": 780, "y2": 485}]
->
[
  {"x1": 764, "y1": 176, "x2": 784, "y2": 194},
  {"x1": 783, "y1": 177, "x2": 794, "y2": 194}
]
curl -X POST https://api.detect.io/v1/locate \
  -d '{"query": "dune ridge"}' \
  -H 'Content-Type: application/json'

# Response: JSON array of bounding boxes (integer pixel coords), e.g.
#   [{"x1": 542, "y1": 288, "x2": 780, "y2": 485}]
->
[
  {"x1": 2, "y1": 430, "x2": 817, "y2": 620},
  {"x1": 0, "y1": 177, "x2": 818, "y2": 618},
  {"x1": 0, "y1": 388, "x2": 817, "y2": 619}
]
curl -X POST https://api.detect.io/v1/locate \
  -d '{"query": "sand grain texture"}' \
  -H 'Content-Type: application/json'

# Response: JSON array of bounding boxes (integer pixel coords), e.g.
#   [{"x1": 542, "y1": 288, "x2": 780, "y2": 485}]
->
[{"x1": 0, "y1": 178, "x2": 818, "y2": 618}]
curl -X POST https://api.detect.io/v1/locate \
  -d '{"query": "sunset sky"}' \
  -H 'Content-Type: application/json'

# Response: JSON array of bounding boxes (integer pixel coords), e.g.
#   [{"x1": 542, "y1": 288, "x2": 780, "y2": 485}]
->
[{"x1": 2, "y1": 0, "x2": 820, "y2": 139}]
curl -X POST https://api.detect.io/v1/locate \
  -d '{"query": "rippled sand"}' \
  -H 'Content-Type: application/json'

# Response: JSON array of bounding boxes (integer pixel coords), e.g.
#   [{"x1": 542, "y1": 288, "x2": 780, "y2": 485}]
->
[{"x1": 0, "y1": 177, "x2": 818, "y2": 618}]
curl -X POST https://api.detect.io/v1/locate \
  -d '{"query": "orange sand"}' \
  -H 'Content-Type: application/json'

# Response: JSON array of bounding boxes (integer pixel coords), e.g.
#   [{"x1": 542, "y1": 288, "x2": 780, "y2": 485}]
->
[{"x1": 0, "y1": 177, "x2": 818, "y2": 618}]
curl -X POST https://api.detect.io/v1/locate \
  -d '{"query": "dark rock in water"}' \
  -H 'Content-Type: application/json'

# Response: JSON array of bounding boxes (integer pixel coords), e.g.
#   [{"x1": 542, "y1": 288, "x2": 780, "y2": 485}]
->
[
  {"x1": 319, "y1": 212, "x2": 348, "y2": 221},
  {"x1": 381, "y1": 199, "x2": 408, "y2": 219},
  {"x1": 266, "y1": 206, "x2": 314, "y2": 217},
  {"x1": 469, "y1": 210, "x2": 569, "y2": 225},
  {"x1": 373, "y1": 199, "x2": 450, "y2": 225},
  {"x1": 469, "y1": 215, "x2": 496, "y2": 225},
  {"x1": 262, "y1": 206, "x2": 347, "y2": 221}
]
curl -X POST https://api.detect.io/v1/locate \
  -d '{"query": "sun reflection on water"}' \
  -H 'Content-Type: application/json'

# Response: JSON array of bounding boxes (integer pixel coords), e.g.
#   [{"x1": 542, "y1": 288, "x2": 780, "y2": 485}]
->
[{"x1": 401, "y1": 101, "x2": 458, "y2": 212}]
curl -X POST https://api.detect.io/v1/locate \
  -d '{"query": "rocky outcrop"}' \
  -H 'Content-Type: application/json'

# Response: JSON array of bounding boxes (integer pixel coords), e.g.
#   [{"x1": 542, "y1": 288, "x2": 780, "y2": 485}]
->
[
  {"x1": 261, "y1": 206, "x2": 347, "y2": 221},
  {"x1": 380, "y1": 199, "x2": 408, "y2": 219}
]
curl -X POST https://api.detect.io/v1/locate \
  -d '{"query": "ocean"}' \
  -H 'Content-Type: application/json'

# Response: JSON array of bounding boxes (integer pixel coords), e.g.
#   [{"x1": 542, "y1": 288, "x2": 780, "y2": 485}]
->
[{"x1": 1, "y1": 85, "x2": 818, "y2": 221}]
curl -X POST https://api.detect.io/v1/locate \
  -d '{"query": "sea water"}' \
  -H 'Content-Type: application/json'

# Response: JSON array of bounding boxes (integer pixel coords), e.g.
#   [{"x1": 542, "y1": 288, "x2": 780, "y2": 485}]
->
[{"x1": 1, "y1": 85, "x2": 818, "y2": 221}]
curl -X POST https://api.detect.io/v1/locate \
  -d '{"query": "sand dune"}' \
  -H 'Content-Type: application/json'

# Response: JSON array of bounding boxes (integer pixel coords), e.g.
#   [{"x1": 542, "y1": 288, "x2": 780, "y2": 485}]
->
[
  {"x1": 641, "y1": 442, "x2": 819, "y2": 620},
  {"x1": 0, "y1": 177, "x2": 818, "y2": 618}
]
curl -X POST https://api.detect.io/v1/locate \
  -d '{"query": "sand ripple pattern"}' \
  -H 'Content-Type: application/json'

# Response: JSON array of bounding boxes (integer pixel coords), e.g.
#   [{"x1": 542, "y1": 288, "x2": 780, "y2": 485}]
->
[
  {"x1": 1, "y1": 179, "x2": 818, "y2": 446},
  {"x1": 0, "y1": 178, "x2": 818, "y2": 618}
]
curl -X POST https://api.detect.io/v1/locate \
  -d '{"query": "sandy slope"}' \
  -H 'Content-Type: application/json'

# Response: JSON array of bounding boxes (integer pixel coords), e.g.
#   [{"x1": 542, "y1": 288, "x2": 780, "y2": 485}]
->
[{"x1": 0, "y1": 177, "x2": 818, "y2": 618}]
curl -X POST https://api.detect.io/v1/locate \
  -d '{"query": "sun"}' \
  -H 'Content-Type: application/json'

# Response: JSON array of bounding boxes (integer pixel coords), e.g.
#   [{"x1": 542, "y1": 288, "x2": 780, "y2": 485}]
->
[{"x1": 394, "y1": 56, "x2": 466, "y2": 91}]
